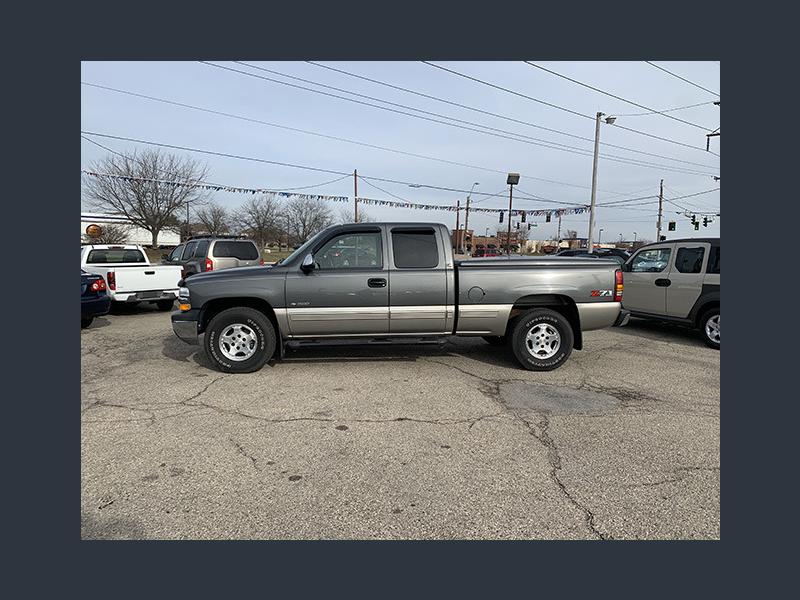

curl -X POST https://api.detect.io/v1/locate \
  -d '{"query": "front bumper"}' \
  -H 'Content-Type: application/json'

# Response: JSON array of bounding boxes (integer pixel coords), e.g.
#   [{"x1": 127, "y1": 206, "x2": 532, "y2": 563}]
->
[
  {"x1": 171, "y1": 309, "x2": 201, "y2": 344},
  {"x1": 113, "y1": 290, "x2": 179, "y2": 303},
  {"x1": 613, "y1": 308, "x2": 631, "y2": 327}
]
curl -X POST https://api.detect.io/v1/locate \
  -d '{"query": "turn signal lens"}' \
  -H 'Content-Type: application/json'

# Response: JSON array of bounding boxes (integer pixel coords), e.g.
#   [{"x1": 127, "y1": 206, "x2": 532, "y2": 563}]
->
[
  {"x1": 179, "y1": 303, "x2": 191, "y2": 311},
  {"x1": 614, "y1": 269, "x2": 624, "y2": 302}
]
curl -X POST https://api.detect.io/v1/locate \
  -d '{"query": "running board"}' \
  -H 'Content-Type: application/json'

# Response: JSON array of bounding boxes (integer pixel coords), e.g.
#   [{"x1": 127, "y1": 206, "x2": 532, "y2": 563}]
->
[{"x1": 286, "y1": 336, "x2": 449, "y2": 348}]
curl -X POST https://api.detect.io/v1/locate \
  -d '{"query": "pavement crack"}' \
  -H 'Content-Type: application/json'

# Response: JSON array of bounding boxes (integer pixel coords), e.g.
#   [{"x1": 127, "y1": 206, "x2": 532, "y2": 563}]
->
[
  {"x1": 228, "y1": 436, "x2": 260, "y2": 471},
  {"x1": 520, "y1": 413, "x2": 607, "y2": 540}
]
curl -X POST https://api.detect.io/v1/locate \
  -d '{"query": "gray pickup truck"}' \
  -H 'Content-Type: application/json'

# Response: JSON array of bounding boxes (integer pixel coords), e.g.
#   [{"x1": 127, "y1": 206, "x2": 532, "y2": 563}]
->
[{"x1": 172, "y1": 222, "x2": 629, "y2": 373}]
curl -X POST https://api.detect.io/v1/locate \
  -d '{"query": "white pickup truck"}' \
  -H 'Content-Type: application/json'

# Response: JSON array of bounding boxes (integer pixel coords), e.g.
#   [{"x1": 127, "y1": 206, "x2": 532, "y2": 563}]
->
[{"x1": 80, "y1": 244, "x2": 182, "y2": 310}]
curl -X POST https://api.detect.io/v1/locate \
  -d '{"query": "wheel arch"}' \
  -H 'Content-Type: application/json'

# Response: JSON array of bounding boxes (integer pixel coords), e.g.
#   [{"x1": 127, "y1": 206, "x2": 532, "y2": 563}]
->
[
  {"x1": 200, "y1": 297, "x2": 281, "y2": 339},
  {"x1": 506, "y1": 294, "x2": 582, "y2": 350}
]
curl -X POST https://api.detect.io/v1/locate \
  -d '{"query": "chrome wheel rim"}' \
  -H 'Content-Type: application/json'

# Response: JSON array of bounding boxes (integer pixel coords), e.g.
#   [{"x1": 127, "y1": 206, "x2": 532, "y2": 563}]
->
[
  {"x1": 705, "y1": 314, "x2": 720, "y2": 344},
  {"x1": 525, "y1": 323, "x2": 561, "y2": 359},
  {"x1": 219, "y1": 323, "x2": 258, "y2": 361}
]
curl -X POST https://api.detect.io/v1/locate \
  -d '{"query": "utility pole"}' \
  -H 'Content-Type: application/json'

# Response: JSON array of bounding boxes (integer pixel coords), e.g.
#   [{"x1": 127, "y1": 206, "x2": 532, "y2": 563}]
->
[
  {"x1": 557, "y1": 213, "x2": 562, "y2": 248},
  {"x1": 353, "y1": 169, "x2": 359, "y2": 223},
  {"x1": 656, "y1": 178, "x2": 664, "y2": 241},
  {"x1": 285, "y1": 213, "x2": 290, "y2": 251},
  {"x1": 185, "y1": 200, "x2": 190, "y2": 241},
  {"x1": 454, "y1": 200, "x2": 461, "y2": 253},
  {"x1": 462, "y1": 195, "x2": 470, "y2": 254}
]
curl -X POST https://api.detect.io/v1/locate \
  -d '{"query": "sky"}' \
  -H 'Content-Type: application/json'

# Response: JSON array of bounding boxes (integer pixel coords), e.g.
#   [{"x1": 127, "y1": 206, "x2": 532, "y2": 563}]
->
[{"x1": 80, "y1": 61, "x2": 720, "y2": 244}]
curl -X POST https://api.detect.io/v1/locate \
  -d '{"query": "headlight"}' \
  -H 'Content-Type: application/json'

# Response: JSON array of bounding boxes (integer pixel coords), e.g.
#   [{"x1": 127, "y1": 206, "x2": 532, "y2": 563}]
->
[{"x1": 178, "y1": 287, "x2": 191, "y2": 311}]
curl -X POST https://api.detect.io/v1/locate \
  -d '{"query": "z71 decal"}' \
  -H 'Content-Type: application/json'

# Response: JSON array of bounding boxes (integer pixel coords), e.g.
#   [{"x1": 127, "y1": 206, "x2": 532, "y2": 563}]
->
[{"x1": 591, "y1": 290, "x2": 613, "y2": 297}]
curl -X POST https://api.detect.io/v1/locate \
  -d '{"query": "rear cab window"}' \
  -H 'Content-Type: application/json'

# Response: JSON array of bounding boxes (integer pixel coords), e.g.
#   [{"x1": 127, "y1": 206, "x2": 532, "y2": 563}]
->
[
  {"x1": 212, "y1": 241, "x2": 259, "y2": 260},
  {"x1": 86, "y1": 248, "x2": 146, "y2": 264},
  {"x1": 391, "y1": 228, "x2": 440, "y2": 269}
]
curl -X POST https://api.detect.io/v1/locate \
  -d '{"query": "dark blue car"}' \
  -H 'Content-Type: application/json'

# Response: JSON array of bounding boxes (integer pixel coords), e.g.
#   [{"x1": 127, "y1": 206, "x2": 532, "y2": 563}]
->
[{"x1": 81, "y1": 270, "x2": 111, "y2": 328}]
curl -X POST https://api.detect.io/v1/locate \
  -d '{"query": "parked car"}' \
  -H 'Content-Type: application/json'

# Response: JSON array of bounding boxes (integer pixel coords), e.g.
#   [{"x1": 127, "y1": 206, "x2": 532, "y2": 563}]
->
[
  {"x1": 80, "y1": 244, "x2": 182, "y2": 310},
  {"x1": 81, "y1": 270, "x2": 111, "y2": 328},
  {"x1": 172, "y1": 222, "x2": 629, "y2": 374},
  {"x1": 472, "y1": 246, "x2": 501, "y2": 257},
  {"x1": 622, "y1": 238, "x2": 720, "y2": 348},
  {"x1": 162, "y1": 235, "x2": 263, "y2": 278}
]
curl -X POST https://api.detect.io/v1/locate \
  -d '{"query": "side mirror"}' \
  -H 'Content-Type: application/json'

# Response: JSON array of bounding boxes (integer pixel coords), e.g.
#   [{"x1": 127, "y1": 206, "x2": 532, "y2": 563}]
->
[{"x1": 300, "y1": 253, "x2": 315, "y2": 273}]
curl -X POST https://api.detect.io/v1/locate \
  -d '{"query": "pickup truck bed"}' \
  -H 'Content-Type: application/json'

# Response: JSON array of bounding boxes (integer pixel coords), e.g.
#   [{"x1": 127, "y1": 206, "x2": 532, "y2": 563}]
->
[
  {"x1": 81, "y1": 244, "x2": 182, "y2": 309},
  {"x1": 172, "y1": 222, "x2": 629, "y2": 373}
]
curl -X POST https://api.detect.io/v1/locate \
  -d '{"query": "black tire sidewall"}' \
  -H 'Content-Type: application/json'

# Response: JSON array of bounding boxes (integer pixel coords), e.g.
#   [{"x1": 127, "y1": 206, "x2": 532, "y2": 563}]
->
[
  {"x1": 81, "y1": 317, "x2": 93, "y2": 329},
  {"x1": 511, "y1": 309, "x2": 574, "y2": 371},
  {"x1": 700, "y1": 309, "x2": 720, "y2": 349},
  {"x1": 204, "y1": 307, "x2": 276, "y2": 373}
]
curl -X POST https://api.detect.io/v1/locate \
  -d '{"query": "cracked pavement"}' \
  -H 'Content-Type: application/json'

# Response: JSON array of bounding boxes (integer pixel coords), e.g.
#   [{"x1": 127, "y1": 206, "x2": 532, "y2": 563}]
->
[{"x1": 81, "y1": 308, "x2": 719, "y2": 540}]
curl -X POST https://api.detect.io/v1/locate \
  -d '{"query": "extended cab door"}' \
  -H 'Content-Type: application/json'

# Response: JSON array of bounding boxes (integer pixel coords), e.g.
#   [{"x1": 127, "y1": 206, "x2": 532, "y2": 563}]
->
[
  {"x1": 284, "y1": 227, "x2": 388, "y2": 336},
  {"x1": 665, "y1": 242, "x2": 711, "y2": 318},
  {"x1": 622, "y1": 243, "x2": 675, "y2": 315},
  {"x1": 387, "y1": 226, "x2": 451, "y2": 334}
]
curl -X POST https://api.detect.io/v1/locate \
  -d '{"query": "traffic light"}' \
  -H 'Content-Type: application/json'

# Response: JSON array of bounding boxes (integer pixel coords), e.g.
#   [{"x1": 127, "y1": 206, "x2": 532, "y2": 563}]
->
[
  {"x1": 527, "y1": 223, "x2": 532, "y2": 230},
  {"x1": 546, "y1": 213, "x2": 551, "y2": 223},
  {"x1": 499, "y1": 211, "x2": 504, "y2": 223},
  {"x1": 659, "y1": 235, "x2": 667, "y2": 242},
  {"x1": 521, "y1": 211, "x2": 526, "y2": 223},
  {"x1": 668, "y1": 221, "x2": 676, "y2": 231},
  {"x1": 703, "y1": 217, "x2": 709, "y2": 227},
  {"x1": 694, "y1": 221, "x2": 700, "y2": 231},
  {"x1": 516, "y1": 221, "x2": 520, "y2": 230},
  {"x1": 691, "y1": 215, "x2": 697, "y2": 225}
]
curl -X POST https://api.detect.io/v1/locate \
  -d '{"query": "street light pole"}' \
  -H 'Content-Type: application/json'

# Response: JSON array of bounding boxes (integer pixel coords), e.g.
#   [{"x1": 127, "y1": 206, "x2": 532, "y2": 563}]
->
[
  {"x1": 505, "y1": 173, "x2": 520, "y2": 256},
  {"x1": 587, "y1": 112, "x2": 616, "y2": 254},
  {"x1": 599, "y1": 228, "x2": 604, "y2": 245},
  {"x1": 454, "y1": 199, "x2": 461, "y2": 253}
]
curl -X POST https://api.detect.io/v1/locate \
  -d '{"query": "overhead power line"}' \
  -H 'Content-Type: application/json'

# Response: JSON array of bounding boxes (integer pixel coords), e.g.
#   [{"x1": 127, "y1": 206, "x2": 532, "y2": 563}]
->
[
  {"x1": 616, "y1": 100, "x2": 717, "y2": 117},
  {"x1": 644, "y1": 61, "x2": 720, "y2": 97},
  {"x1": 82, "y1": 80, "x2": 633, "y2": 197},
  {"x1": 523, "y1": 62, "x2": 714, "y2": 131},
  {"x1": 422, "y1": 61, "x2": 719, "y2": 157},
  {"x1": 305, "y1": 61, "x2": 713, "y2": 170},
  {"x1": 199, "y1": 62, "x2": 717, "y2": 176}
]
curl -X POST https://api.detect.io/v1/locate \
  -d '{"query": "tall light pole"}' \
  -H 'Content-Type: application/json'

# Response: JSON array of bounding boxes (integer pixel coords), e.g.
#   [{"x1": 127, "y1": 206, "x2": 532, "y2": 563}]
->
[
  {"x1": 633, "y1": 231, "x2": 637, "y2": 248},
  {"x1": 506, "y1": 173, "x2": 520, "y2": 256},
  {"x1": 587, "y1": 112, "x2": 616, "y2": 253},
  {"x1": 598, "y1": 228, "x2": 604, "y2": 244},
  {"x1": 461, "y1": 182, "x2": 479, "y2": 254}
]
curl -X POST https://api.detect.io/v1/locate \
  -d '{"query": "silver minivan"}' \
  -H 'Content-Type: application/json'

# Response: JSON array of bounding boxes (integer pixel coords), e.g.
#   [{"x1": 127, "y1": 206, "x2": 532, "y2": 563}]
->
[
  {"x1": 622, "y1": 238, "x2": 720, "y2": 348},
  {"x1": 163, "y1": 236, "x2": 263, "y2": 278}
]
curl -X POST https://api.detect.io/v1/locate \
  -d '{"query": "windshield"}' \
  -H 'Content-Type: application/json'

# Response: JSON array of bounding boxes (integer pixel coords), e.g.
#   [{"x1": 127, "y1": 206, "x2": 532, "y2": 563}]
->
[{"x1": 278, "y1": 228, "x2": 330, "y2": 265}]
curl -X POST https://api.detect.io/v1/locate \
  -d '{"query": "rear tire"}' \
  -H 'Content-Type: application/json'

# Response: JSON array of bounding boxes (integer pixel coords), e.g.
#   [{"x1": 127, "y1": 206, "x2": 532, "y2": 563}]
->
[
  {"x1": 81, "y1": 317, "x2": 93, "y2": 329},
  {"x1": 700, "y1": 309, "x2": 720, "y2": 349},
  {"x1": 156, "y1": 299, "x2": 174, "y2": 311},
  {"x1": 510, "y1": 308, "x2": 574, "y2": 371},
  {"x1": 204, "y1": 307, "x2": 276, "y2": 373},
  {"x1": 482, "y1": 336, "x2": 507, "y2": 346}
]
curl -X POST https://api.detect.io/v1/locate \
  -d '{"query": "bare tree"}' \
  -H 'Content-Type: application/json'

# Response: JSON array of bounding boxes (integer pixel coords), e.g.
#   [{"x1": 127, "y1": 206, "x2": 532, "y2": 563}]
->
[
  {"x1": 336, "y1": 205, "x2": 373, "y2": 224},
  {"x1": 233, "y1": 195, "x2": 281, "y2": 249},
  {"x1": 564, "y1": 229, "x2": 578, "y2": 239},
  {"x1": 82, "y1": 149, "x2": 209, "y2": 248},
  {"x1": 83, "y1": 223, "x2": 130, "y2": 245},
  {"x1": 195, "y1": 202, "x2": 231, "y2": 235},
  {"x1": 287, "y1": 198, "x2": 333, "y2": 242}
]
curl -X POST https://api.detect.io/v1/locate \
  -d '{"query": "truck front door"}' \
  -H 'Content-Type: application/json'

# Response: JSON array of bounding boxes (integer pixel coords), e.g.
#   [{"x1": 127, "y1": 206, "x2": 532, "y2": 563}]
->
[
  {"x1": 387, "y1": 226, "x2": 451, "y2": 334},
  {"x1": 284, "y1": 228, "x2": 389, "y2": 336}
]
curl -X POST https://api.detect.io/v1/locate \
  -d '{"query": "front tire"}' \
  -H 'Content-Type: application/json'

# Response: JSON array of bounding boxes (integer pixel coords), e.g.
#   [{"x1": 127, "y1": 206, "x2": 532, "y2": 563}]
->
[
  {"x1": 700, "y1": 309, "x2": 720, "y2": 349},
  {"x1": 204, "y1": 307, "x2": 276, "y2": 373},
  {"x1": 81, "y1": 317, "x2": 93, "y2": 329},
  {"x1": 510, "y1": 308, "x2": 574, "y2": 371}
]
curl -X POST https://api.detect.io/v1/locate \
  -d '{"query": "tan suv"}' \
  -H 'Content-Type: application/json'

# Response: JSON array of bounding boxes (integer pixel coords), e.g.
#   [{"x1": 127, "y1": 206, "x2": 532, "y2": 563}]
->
[
  {"x1": 163, "y1": 236, "x2": 263, "y2": 278},
  {"x1": 622, "y1": 238, "x2": 720, "y2": 348}
]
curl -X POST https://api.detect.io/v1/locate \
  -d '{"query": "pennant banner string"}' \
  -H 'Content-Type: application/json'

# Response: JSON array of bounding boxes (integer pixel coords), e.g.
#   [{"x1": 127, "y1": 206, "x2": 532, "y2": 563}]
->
[{"x1": 81, "y1": 171, "x2": 588, "y2": 216}]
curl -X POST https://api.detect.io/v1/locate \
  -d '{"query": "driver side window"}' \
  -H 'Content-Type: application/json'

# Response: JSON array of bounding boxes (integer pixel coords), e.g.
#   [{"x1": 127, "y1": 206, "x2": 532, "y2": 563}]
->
[
  {"x1": 630, "y1": 248, "x2": 671, "y2": 273},
  {"x1": 314, "y1": 232, "x2": 383, "y2": 270}
]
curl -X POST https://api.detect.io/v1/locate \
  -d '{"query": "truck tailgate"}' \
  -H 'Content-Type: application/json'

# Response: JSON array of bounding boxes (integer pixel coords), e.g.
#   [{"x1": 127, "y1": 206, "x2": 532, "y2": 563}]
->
[{"x1": 111, "y1": 265, "x2": 182, "y2": 293}]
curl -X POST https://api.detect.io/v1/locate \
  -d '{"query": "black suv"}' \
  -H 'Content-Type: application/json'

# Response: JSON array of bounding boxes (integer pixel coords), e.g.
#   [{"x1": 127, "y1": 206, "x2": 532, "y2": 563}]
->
[{"x1": 163, "y1": 235, "x2": 262, "y2": 278}]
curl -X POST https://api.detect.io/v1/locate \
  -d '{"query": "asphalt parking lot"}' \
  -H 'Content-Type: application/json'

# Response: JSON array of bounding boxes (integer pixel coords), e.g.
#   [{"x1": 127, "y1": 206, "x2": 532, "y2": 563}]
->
[{"x1": 81, "y1": 306, "x2": 720, "y2": 540}]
